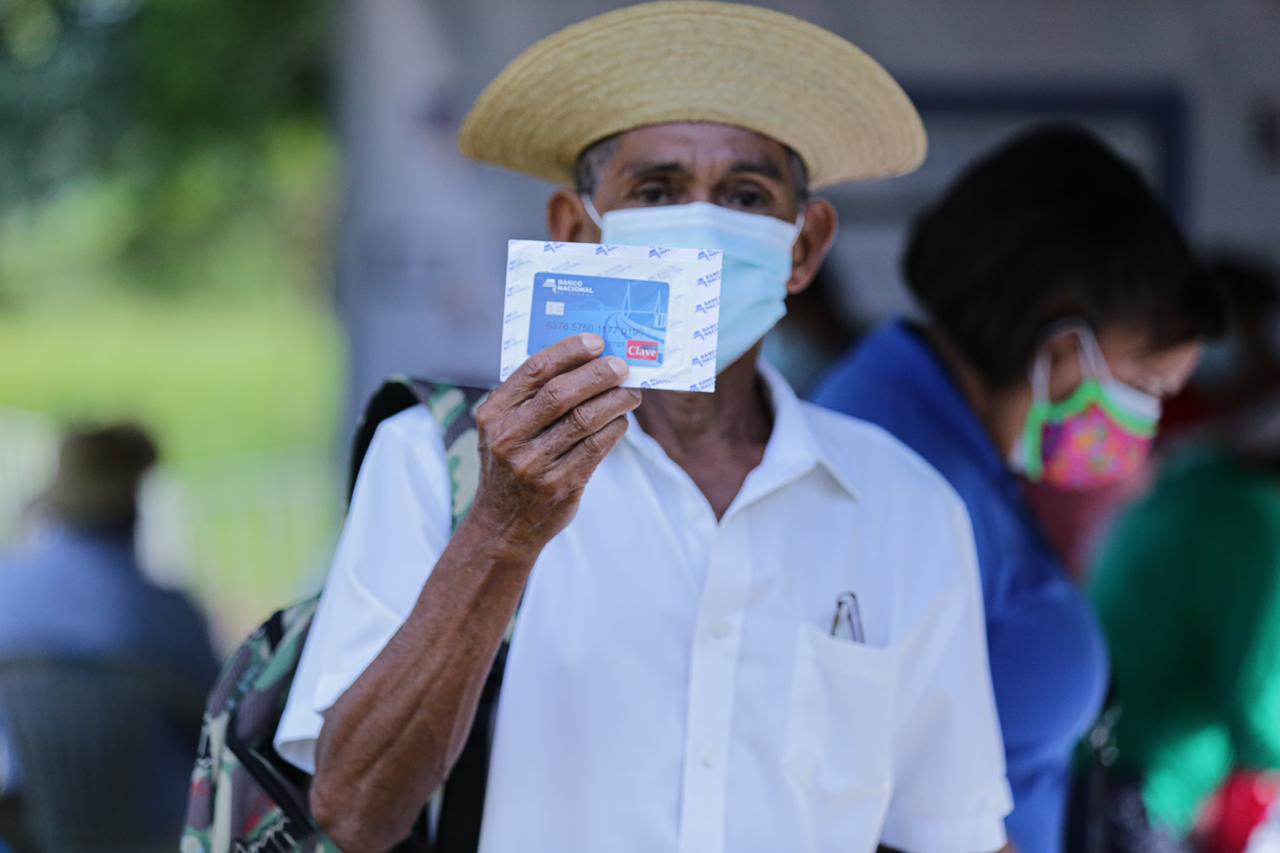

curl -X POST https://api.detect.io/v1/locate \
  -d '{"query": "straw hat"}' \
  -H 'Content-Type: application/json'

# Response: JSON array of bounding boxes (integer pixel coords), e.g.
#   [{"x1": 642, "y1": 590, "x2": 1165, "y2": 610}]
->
[{"x1": 458, "y1": 1, "x2": 926, "y2": 190}]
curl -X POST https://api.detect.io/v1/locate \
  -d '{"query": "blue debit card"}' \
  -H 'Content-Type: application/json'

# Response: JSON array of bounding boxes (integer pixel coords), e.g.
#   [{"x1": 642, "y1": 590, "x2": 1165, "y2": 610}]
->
[{"x1": 529, "y1": 272, "x2": 669, "y2": 366}]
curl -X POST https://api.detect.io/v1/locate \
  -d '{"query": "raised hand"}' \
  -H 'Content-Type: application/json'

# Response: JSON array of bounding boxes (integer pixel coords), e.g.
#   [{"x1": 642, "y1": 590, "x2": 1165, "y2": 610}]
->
[{"x1": 469, "y1": 333, "x2": 642, "y2": 548}]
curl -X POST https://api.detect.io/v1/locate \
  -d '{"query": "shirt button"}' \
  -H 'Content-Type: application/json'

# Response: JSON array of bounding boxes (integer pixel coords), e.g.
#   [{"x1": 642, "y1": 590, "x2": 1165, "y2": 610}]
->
[
  {"x1": 700, "y1": 749, "x2": 718, "y2": 769},
  {"x1": 710, "y1": 621, "x2": 731, "y2": 639}
]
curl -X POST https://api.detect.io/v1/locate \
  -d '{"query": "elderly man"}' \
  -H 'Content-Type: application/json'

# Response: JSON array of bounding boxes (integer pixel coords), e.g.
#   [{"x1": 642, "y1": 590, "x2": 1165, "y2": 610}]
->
[{"x1": 276, "y1": 4, "x2": 1011, "y2": 851}]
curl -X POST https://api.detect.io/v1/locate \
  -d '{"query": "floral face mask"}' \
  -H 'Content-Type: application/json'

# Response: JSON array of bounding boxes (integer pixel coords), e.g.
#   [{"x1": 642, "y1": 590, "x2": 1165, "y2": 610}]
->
[{"x1": 1016, "y1": 325, "x2": 1162, "y2": 489}]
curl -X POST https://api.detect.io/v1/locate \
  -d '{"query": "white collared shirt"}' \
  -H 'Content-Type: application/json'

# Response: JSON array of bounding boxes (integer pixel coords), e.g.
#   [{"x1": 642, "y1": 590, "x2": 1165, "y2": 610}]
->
[{"x1": 277, "y1": 365, "x2": 1012, "y2": 853}]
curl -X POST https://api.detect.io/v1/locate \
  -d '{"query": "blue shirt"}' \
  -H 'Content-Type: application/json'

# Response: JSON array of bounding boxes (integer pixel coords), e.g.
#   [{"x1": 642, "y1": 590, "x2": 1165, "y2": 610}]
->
[
  {"x1": 813, "y1": 321, "x2": 1108, "y2": 853},
  {"x1": 0, "y1": 526, "x2": 220, "y2": 800}
]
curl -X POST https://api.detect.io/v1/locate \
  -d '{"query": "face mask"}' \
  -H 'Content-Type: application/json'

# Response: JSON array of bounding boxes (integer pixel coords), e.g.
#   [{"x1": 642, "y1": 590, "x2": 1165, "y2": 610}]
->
[
  {"x1": 1016, "y1": 324, "x2": 1162, "y2": 489},
  {"x1": 583, "y1": 198, "x2": 802, "y2": 372}
]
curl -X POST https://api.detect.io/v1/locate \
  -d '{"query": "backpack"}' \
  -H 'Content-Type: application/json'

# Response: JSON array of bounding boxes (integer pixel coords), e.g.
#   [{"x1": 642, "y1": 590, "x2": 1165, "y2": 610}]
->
[{"x1": 182, "y1": 378, "x2": 495, "y2": 853}]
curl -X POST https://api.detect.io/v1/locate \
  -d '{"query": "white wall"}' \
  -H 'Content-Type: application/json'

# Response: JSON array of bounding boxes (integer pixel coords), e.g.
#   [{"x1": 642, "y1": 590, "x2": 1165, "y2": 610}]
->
[{"x1": 802, "y1": 0, "x2": 1280, "y2": 251}]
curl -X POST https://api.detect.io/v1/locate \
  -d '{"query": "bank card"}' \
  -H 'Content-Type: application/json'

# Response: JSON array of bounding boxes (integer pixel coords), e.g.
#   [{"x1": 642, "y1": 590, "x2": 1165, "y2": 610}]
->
[
  {"x1": 529, "y1": 272, "x2": 670, "y2": 366},
  {"x1": 502, "y1": 240, "x2": 724, "y2": 392}
]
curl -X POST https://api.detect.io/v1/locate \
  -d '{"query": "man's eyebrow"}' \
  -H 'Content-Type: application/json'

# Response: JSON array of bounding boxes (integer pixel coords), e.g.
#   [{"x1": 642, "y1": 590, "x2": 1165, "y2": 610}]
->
[
  {"x1": 727, "y1": 158, "x2": 785, "y2": 181},
  {"x1": 623, "y1": 161, "x2": 689, "y2": 179},
  {"x1": 620, "y1": 157, "x2": 786, "y2": 181}
]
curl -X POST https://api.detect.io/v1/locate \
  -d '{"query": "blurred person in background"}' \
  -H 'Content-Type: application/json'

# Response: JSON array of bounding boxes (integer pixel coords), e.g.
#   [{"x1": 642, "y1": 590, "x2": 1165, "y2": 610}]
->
[
  {"x1": 0, "y1": 424, "x2": 219, "y2": 850},
  {"x1": 1161, "y1": 254, "x2": 1280, "y2": 441},
  {"x1": 1023, "y1": 254, "x2": 1280, "y2": 585},
  {"x1": 1084, "y1": 272, "x2": 1280, "y2": 853},
  {"x1": 813, "y1": 125, "x2": 1228, "y2": 853}
]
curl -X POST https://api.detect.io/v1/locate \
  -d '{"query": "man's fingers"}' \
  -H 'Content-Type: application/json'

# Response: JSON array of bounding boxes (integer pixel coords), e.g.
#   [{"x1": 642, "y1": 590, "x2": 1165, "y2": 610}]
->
[
  {"x1": 558, "y1": 415, "x2": 630, "y2": 474},
  {"x1": 520, "y1": 355, "x2": 630, "y2": 432},
  {"x1": 536, "y1": 387, "x2": 642, "y2": 459},
  {"x1": 487, "y1": 334, "x2": 606, "y2": 410}
]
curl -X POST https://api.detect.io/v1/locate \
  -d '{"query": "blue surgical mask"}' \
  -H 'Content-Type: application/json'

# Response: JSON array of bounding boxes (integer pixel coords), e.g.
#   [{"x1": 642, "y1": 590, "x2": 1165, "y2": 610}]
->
[{"x1": 583, "y1": 198, "x2": 803, "y2": 372}]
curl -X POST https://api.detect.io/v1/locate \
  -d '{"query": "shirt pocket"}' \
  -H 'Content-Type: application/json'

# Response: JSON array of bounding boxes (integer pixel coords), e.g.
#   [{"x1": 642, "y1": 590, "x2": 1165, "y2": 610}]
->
[{"x1": 783, "y1": 622, "x2": 896, "y2": 800}]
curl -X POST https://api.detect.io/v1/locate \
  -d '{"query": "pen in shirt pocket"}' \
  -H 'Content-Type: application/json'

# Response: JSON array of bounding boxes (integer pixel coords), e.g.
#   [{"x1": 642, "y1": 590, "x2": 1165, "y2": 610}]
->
[{"x1": 829, "y1": 591, "x2": 866, "y2": 644}]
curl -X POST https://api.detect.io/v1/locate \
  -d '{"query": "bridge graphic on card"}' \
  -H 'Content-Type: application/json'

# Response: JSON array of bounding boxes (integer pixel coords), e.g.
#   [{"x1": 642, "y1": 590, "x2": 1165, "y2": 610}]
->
[{"x1": 529, "y1": 272, "x2": 670, "y2": 366}]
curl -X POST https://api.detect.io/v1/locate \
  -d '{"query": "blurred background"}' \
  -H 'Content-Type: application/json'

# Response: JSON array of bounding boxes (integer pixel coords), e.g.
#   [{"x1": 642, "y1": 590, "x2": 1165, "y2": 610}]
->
[{"x1": 2, "y1": 0, "x2": 1277, "y2": 644}]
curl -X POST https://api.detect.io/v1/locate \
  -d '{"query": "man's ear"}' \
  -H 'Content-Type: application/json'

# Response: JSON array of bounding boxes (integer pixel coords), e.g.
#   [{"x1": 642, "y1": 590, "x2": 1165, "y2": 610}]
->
[
  {"x1": 547, "y1": 189, "x2": 601, "y2": 242},
  {"x1": 787, "y1": 198, "x2": 837, "y2": 296}
]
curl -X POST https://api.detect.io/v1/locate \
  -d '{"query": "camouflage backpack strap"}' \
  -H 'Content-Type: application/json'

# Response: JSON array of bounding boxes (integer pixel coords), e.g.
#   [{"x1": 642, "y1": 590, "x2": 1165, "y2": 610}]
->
[
  {"x1": 362, "y1": 378, "x2": 501, "y2": 853},
  {"x1": 402, "y1": 378, "x2": 487, "y2": 532},
  {"x1": 384, "y1": 380, "x2": 516, "y2": 853},
  {"x1": 343, "y1": 378, "x2": 496, "y2": 852},
  {"x1": 350, "y1": 376, "x2": 487, "y2": 533},
  {"x1": 183, "y1": 595, "x2": 327, "y2": 853},
  {"x1": 184, "y1": 378, "x2": 488, "y2": 853}
]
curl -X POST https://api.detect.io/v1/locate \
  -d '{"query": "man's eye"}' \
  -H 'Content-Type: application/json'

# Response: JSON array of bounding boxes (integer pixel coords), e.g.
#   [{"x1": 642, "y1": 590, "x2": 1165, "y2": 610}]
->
[
  {"x1": 634, "y1": 185, "x2": 670, "y2": 204},
  {"x1": 726, "y1": 188, "x2": 768, "y2": 209}
]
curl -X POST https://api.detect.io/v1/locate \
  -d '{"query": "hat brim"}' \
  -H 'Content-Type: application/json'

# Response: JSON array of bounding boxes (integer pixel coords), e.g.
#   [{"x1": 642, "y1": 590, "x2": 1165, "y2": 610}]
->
[{"x1": 458, "y1": 1, "x2": 927, "y2": 191}]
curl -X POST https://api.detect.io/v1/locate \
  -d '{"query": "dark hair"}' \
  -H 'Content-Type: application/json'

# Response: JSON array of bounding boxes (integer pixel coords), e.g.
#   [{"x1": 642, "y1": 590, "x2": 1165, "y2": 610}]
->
[
  {"x1": 573, "y1": 135, "x2": 621, "y2": 198},
  {"x1": 45, "y1": 423, "x2": 158, "y2": 534},
  {"x1": 573, "y1": 132, "x2": 810, "y2": 202},
  {"x1": 905, "y1": 124, "x2": 1227, "y2": 388},
  {"x1": 1206, "y1": 251, "x2": 1279, "y2": 320}
]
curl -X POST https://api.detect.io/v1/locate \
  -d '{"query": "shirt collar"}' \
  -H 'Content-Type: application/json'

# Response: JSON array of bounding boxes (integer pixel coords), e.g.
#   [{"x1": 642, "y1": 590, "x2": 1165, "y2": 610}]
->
[
  {"x1": 624, "y1": 359, "x2": 858, "y2": 501},
  {"x1": 757, "y1": 360, "x2": 859, "y2": 499}
]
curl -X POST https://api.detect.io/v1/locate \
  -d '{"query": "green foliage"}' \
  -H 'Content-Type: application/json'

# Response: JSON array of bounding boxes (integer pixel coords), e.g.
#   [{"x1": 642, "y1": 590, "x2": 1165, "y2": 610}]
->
[
  {"x1": 125, "y1": 0, "x2": 327, "y2": 154},
  {"x1": 0, "y1": 0, "x2": 341, "y2": 632},
  {"x1": 0, "y1": 294, "x2": 341, "y2": 460},
  {"x1": 1, "y1": 0, "x2": 327, "y2": 195},
  {"x1": 0, "y1": 0, "x2": 331, "y2": 298}
]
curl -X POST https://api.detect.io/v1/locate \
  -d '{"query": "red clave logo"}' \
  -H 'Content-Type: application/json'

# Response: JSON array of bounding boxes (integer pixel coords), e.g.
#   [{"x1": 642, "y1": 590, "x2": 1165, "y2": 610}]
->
[{"x1": 626, "y1": 340, "x2": 660, "y2": 361}]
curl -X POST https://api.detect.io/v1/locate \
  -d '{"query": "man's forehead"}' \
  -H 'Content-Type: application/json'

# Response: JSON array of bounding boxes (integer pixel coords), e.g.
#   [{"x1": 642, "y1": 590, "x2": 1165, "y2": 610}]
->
[{"x1": 603, "y1": 123, "x2": 795, "y2": 173}]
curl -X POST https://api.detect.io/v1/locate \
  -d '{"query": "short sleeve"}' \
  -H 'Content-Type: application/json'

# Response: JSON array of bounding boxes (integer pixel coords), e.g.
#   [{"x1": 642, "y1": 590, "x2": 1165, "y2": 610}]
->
[
  {"x1": 274, "y1": 407, "x2": 452, "y2": 773},
  {"x1": 880, "y1": 497, "x2": 1012, "y2": 853}
]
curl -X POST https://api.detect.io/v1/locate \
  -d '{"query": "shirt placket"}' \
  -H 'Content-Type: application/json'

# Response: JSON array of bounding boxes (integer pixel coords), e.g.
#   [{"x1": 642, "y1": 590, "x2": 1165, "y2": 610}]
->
[{"x1": 677, "y1": 510, "x2": 753, "y2": 853}]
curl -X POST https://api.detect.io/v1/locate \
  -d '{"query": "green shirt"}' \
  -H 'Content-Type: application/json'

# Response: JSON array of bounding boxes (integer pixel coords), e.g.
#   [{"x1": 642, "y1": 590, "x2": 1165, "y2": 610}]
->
[{"x1": 1090, "y1": 449, "x2": 1280, "y2": 835}]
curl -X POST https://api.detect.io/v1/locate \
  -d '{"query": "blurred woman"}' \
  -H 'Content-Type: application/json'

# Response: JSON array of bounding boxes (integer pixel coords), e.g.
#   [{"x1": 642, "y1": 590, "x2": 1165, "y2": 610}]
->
[{"x1": 813, "y1": 125, "x2": 1228, "y2": 853}]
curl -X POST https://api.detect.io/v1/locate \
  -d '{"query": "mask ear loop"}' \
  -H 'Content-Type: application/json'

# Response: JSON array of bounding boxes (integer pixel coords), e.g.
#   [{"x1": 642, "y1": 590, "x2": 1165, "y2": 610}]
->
[
  {"x1": 1029, "y1": 344, "x2": 1053, "y2": 404},
  {"x1": 1072, "y1": 322, "x2": 1163, "y2": 423},
  {"x1": 1021, "y1": 321, "x2": 1115, "y2": 481},
  {"x1": 580, "y1": 195, "x2": 604, "y2": 229},
  {"x1": 1073, "y1": 324, "x2": 1115, "y2": 383},
  {"x1": 1017, "y1": 343, "x2": 1057, "y2": 480},
  {"x1": 1033, "y1": 319, "x2": 1109, "y2": 388}
]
